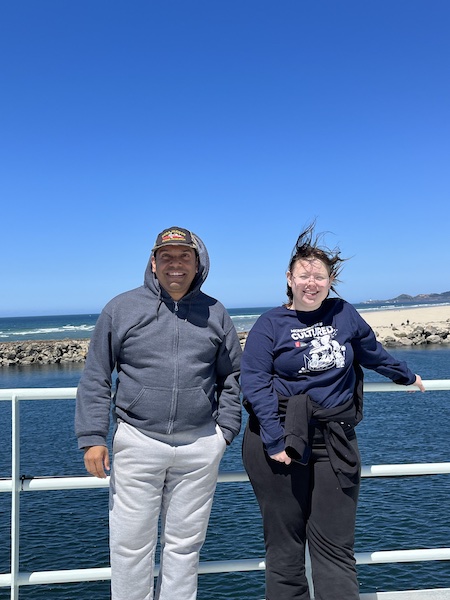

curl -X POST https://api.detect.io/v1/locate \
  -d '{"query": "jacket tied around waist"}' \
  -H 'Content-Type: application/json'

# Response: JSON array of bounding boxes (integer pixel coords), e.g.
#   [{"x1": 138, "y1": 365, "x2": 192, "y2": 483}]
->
[{"x1": 283, "y1": 363, "x2": 364, "y2": 489}]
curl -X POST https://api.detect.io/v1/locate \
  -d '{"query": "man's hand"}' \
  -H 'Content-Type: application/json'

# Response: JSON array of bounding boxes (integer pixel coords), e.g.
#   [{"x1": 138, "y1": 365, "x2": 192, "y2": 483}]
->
[{"x1": 84, "y1": 445, "x2": 110, "y2": 478}]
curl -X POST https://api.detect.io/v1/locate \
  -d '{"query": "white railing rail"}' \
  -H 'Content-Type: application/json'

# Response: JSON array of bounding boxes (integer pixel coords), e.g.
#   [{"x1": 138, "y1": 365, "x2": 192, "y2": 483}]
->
[{"x1": 1, "y1": 381, "x2": 450, "y2": 600}]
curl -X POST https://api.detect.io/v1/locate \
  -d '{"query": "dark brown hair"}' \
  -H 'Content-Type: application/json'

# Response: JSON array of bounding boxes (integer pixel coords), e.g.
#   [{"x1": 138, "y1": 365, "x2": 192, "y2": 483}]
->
[{"x1": 286, "y1": 222, "x2": 346, "y2": 305}]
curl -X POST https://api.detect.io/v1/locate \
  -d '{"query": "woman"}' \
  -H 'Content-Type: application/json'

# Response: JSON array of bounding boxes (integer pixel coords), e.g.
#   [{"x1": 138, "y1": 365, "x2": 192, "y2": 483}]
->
[{"x1": 241, "y1": 224, "x2": 425, "y2": 600}]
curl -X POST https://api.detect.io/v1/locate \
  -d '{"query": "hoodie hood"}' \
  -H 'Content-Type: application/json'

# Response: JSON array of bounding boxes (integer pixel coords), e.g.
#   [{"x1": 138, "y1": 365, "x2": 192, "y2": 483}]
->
[{"x1": 144, "y1": 229, "x2": 210, "y2": 299}]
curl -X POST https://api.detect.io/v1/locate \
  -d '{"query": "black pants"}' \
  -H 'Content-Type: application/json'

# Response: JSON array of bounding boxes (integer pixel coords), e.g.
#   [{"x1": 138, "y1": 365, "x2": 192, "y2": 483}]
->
[{"x1": 242, "y1": 416, "x2": 361, "y2": 600}]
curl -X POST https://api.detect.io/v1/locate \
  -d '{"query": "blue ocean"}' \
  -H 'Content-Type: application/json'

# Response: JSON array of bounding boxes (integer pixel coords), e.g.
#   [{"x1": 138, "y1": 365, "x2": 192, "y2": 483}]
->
[
  {"x1": 1, "y1": 302, "x2": 448, "y2": 341},
  {"x1": 1, "y1": 307, "x2": 450, "y2": 599}
]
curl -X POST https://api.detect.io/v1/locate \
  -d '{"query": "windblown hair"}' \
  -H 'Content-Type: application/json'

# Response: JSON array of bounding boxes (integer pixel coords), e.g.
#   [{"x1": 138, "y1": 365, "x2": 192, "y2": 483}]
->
[{"x1": 286, "y1": 222, "x2": 346, "y2": 305}]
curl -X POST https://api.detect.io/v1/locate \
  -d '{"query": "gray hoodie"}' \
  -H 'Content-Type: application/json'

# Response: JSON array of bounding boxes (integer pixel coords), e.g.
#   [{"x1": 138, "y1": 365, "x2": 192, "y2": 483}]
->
[{"x1": 75, "y1": 231, "x2": 242, "y2": 448}]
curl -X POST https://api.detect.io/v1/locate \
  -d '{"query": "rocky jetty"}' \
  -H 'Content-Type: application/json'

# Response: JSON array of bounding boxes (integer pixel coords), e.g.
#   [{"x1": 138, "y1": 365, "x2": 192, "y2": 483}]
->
[
  {"x1": 369, "y1": 320, "x2": 450, "y2": 348},
  {"x1": 238, "y1": 320, "x2": 450, "y2": 350},
  {"x1": 0, "y1": 340, "x2": 90, "y2": 367}
]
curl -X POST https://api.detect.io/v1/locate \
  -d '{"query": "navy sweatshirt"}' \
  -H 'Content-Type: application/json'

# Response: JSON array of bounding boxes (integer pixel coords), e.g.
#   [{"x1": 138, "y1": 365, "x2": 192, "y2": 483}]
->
[{"x1": 241, "y1": 299, "x2": 416, "y2": 455}]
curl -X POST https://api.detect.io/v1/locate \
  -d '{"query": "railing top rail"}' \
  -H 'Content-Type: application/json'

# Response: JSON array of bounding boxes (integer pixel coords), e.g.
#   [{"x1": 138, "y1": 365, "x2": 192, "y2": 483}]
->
[
  {"x1": 0, "y1": 380, "x2": 449, "y2": 401},
  {"x1": 0, "y1": 387, "x2": 77, "y2": 401}
]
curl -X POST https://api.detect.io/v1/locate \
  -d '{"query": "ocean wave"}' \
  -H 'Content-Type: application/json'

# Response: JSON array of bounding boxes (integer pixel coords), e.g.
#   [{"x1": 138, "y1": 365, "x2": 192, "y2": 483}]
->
[{"x1": 0, "y1": 324, "x2": 96, "y2": 340}]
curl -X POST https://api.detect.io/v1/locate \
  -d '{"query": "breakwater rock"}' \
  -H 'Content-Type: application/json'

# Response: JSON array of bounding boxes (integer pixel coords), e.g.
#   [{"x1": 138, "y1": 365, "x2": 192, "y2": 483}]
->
[
  {"x1": 0, "y1": 340, "x2": 90, "y2": 367},
  {"x1": 238, "y1": 320, "x2": 450, "y2": 349},
  {"x1": 371, "y1": 320, "x2": 450, "y2": 347}
]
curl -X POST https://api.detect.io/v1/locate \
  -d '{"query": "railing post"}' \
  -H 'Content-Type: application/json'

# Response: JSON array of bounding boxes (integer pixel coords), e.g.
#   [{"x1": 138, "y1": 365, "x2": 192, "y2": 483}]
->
[{"x1": 10, "y1": 394, "x2": 20, "y2": 600}]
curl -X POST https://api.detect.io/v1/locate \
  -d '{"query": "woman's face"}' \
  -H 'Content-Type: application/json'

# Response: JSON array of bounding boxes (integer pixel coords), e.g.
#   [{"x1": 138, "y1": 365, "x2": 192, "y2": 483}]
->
[{"x1": 287, "y1": 258, "x2": 333, "y2": 312}]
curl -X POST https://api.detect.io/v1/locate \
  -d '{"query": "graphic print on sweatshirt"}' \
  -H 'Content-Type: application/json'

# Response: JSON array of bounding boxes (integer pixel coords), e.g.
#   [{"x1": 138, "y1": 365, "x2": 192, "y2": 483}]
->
[{"x1": 291, "y1": 322, "x2": 346, "y2": 373}]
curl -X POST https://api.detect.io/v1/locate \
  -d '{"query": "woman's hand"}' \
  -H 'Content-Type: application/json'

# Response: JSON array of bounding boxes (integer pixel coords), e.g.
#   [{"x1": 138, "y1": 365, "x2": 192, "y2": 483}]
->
[
  {"x1": 269, "y1": 450, "x2": 292, "y2": 465},
  {"x1": 412, "y1": 374, "x2": 426, "y2": 392}
]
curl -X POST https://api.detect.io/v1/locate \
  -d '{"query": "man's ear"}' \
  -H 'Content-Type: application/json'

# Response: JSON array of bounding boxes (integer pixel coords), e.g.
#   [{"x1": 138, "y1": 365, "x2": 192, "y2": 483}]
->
[{"x1": 151, "y1": 255, "x2": 157, "y2": 273}]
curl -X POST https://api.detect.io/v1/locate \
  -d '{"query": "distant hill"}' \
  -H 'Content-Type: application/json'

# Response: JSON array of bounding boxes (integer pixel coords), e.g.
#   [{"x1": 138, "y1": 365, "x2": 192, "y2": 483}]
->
[{"x1": 362, "y1": 291, "x2": 450, "y2": 305}]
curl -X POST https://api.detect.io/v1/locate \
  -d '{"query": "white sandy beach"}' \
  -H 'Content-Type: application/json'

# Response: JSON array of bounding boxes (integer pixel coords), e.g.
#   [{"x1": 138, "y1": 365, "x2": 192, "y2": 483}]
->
[{"x1": 359, "y1": 304, "x2": 450, "y2": 328}]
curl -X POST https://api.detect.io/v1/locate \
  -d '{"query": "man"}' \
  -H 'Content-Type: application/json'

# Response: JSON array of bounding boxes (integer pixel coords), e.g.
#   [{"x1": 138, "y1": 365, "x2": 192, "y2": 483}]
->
[{"x1": 75, "y1": 226, "x2": 242, "y2": 600}]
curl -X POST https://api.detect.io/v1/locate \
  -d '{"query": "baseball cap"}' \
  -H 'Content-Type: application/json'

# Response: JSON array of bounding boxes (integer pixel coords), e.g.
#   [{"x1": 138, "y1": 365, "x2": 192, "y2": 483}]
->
[{"x1": 152, "y1": 227, "x2": 198, "y2": 252}]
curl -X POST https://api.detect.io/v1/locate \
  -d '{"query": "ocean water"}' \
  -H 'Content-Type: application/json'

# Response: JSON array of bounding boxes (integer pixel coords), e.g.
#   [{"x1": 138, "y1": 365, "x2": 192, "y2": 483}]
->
[
  {"x1": 1, "y1": 301, "x2": 449, "y2": 340},
  {"x1": 1, "y1": 310, "x2": 450, "y2": 598}
]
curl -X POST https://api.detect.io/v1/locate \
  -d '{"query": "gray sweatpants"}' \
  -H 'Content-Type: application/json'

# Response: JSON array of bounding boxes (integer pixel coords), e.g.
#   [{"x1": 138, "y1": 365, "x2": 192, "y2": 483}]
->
[{"x1": 109, "y1": 420, "x2": 226, "y2": 600}]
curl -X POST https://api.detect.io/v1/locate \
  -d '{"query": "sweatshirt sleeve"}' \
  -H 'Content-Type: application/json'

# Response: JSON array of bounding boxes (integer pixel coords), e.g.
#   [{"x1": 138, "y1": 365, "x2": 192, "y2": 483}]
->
[
  {"x1": 215, "y1": 316, "x2": 242, "y2": 444},
  {"x1": 350, "y1": 307, "x2": 416, "y2": 385},
  {"x1": 241, "y1": 315, "x2": 285, "y2": 455},
  {"x1": 75, "y1": 309, "x2": 121, "y2": 449}
]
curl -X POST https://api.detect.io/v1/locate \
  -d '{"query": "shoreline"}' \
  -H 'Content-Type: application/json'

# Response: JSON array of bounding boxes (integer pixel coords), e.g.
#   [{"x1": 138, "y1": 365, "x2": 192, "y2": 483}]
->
[
  {"x1": 357, "y1": 304, "x2": 450, "y2": 347},
  {"x1": 0, "y1": 305, "x2": 449, "y2": 366},
  {"x1": 358, "y1": 303, "x2": 450, "y2": 328}
]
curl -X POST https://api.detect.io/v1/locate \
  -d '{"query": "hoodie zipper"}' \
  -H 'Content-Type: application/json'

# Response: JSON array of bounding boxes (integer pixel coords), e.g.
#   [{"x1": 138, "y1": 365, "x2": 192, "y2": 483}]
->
[{"x1": 167, "y1": 300, "x2": 179, "y2": 434}]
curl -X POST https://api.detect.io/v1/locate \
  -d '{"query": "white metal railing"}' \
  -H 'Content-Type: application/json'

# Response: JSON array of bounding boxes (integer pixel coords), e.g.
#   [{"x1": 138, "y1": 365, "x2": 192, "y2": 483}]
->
[{"x1": 1, "y1": 381, "x2": 450, "y2": 600}]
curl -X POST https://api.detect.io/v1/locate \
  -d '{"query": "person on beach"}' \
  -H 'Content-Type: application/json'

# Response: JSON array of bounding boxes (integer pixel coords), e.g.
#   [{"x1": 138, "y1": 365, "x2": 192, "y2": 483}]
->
[
  {"x1": 75, "y1": 226, "x2": 242, "y2": 600},
  {"x1": 241, "y1": 223, "x2": 425, "y2": 600}
]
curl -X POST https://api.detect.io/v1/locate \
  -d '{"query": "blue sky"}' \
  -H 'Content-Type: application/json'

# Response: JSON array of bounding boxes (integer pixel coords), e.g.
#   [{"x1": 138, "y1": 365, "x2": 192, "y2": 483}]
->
[{"x1": 1, "y1": 1, "x2": 449, "y2": 317}]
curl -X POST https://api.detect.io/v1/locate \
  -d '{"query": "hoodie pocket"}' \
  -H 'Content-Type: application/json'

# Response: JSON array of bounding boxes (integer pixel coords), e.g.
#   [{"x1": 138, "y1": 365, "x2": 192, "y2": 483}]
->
[
  {"x1": 116, "y1": 387, "x2": 173, "y2": 428},
  {"x1": 175, "y1": 387, "x2": 214, "y2": 430},
  {"x1": 115, "y1": 386, "x2": 213, "y2": 431}
]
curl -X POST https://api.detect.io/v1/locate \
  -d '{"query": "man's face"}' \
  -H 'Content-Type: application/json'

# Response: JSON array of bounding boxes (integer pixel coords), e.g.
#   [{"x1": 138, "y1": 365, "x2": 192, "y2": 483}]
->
[{"x1": 151, "y1": 245, "x2": 198, "y2": 300}]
